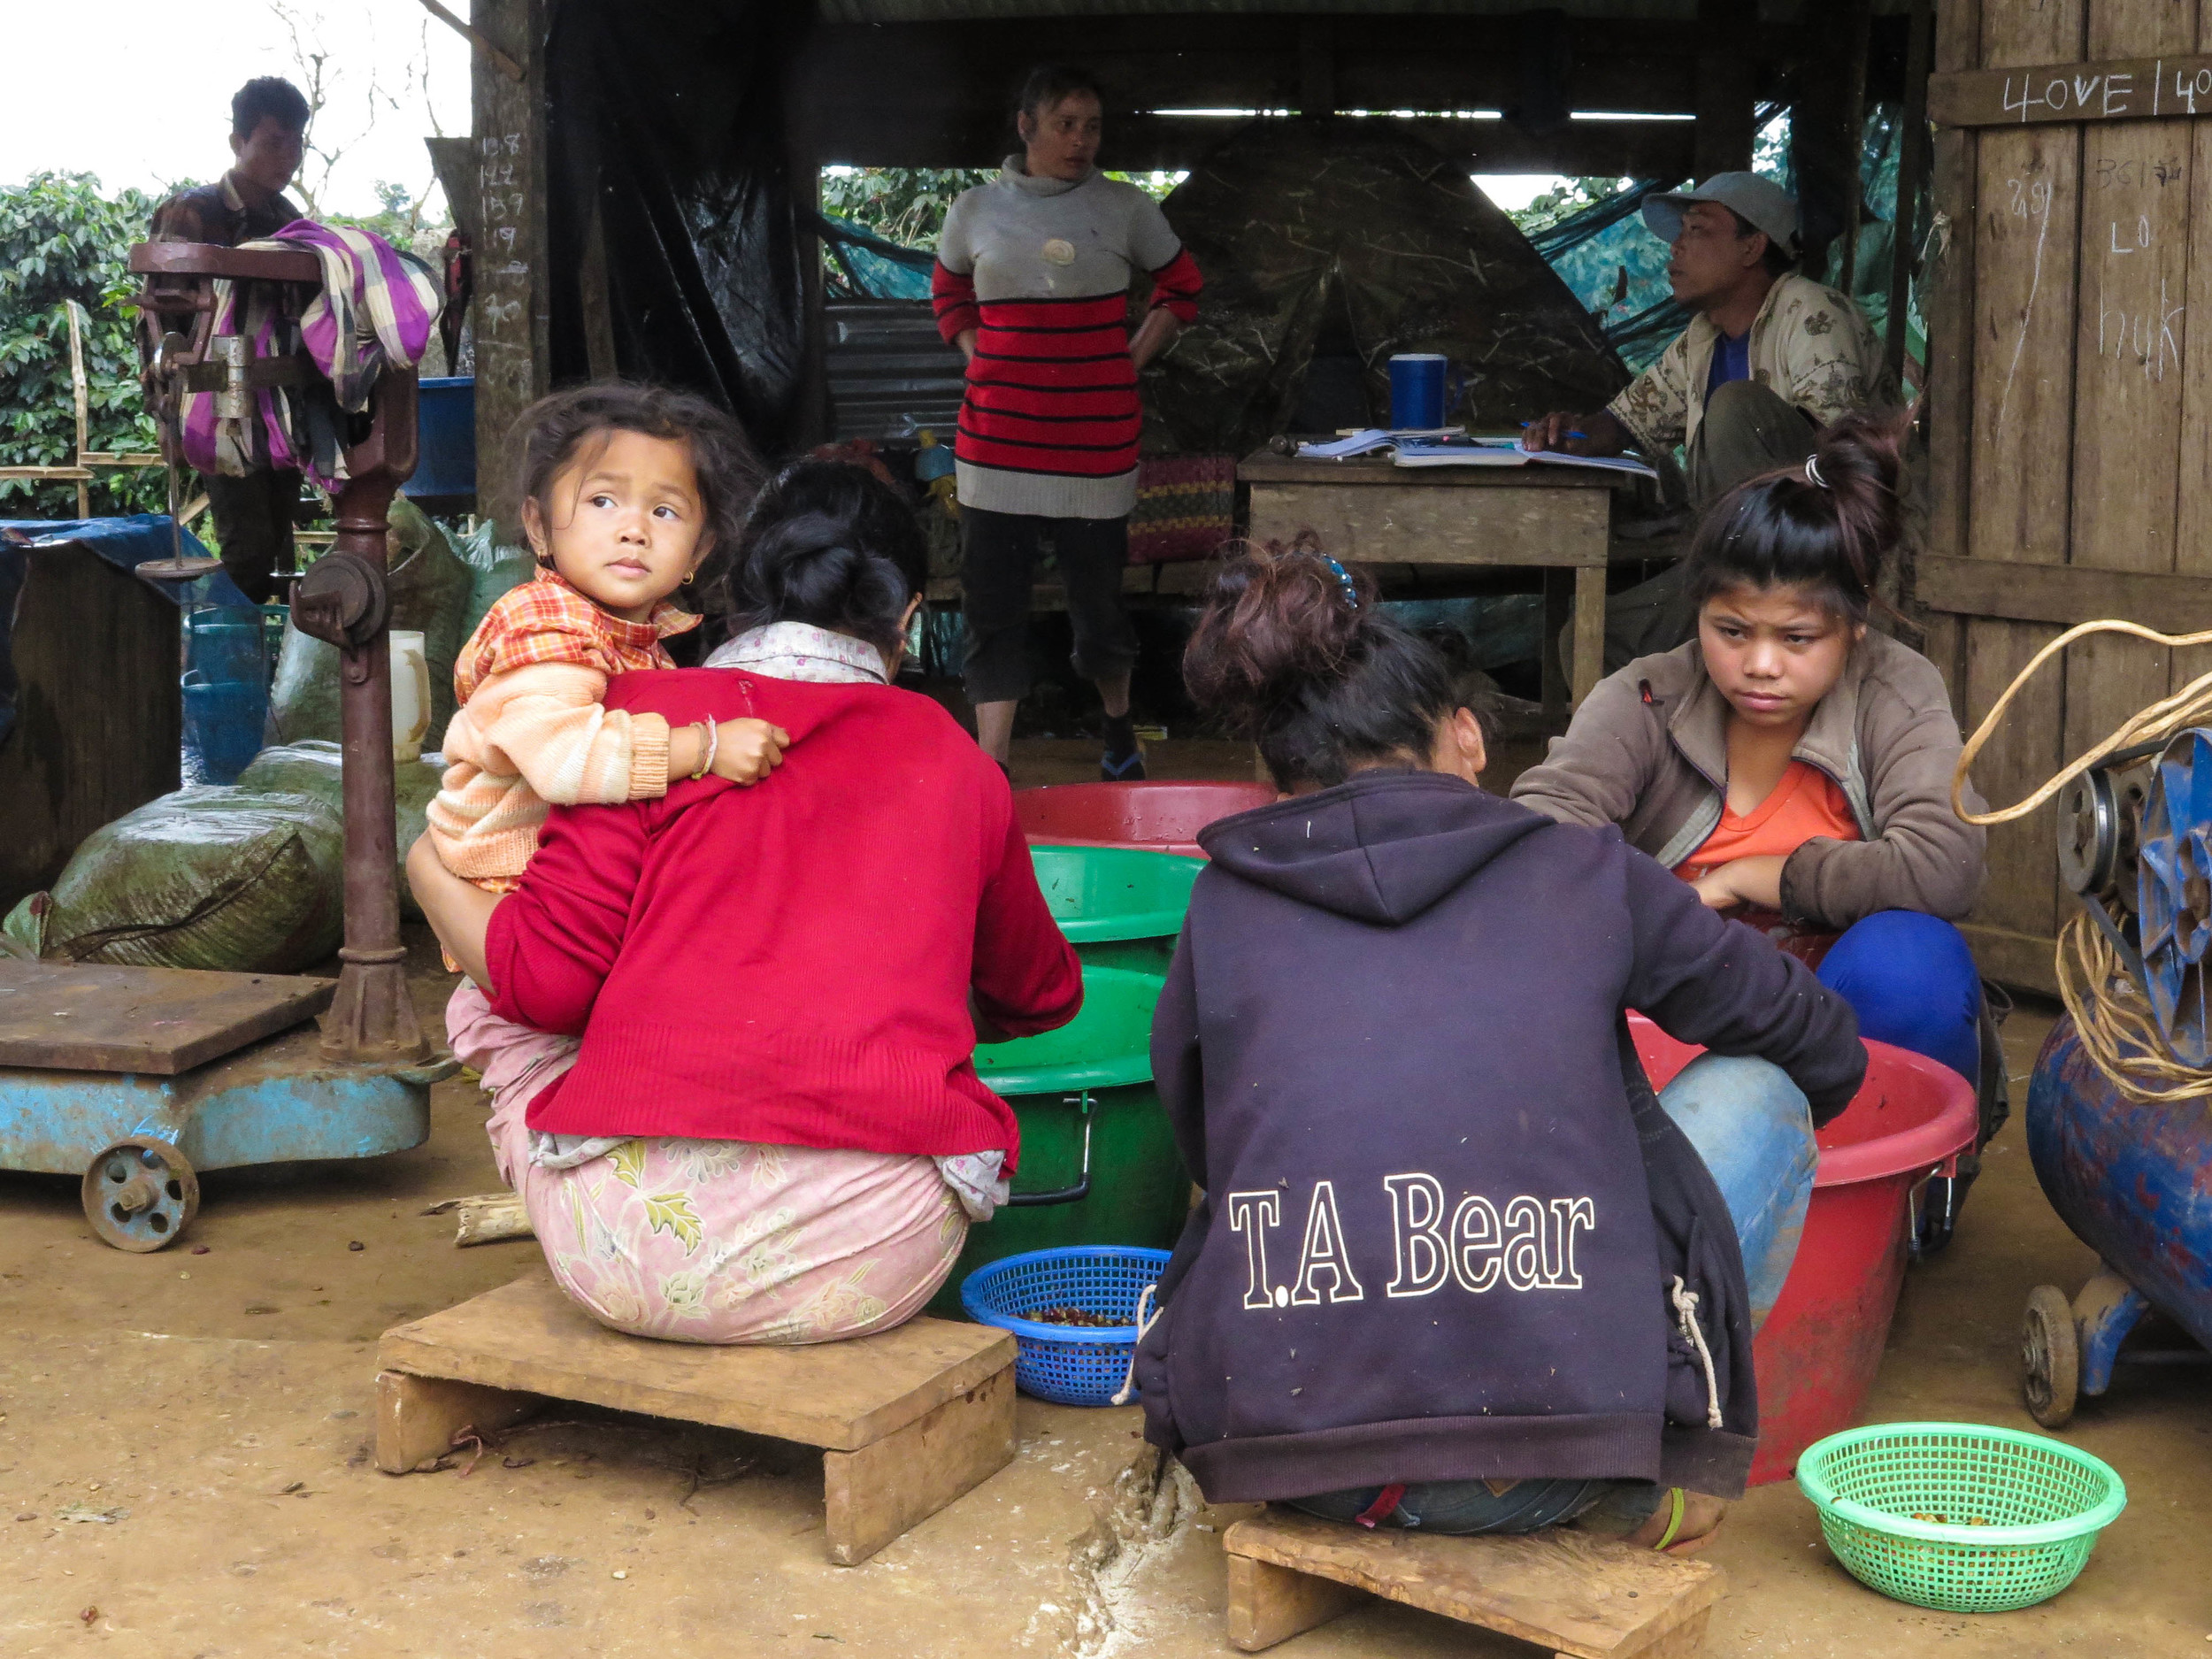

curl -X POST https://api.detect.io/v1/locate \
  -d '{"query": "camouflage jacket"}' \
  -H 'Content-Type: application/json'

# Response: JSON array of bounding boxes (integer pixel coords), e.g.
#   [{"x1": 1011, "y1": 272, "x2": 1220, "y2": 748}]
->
[{"x1": 1607, "y1": 273, "x2": 1882, "y2": 457}]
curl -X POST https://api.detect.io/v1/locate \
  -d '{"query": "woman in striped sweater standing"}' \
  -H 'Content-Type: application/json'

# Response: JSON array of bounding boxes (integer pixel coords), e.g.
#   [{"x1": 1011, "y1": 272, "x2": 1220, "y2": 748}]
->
[{"x1": 932, "y1": 64, "x2": 1202, "y2": 780}]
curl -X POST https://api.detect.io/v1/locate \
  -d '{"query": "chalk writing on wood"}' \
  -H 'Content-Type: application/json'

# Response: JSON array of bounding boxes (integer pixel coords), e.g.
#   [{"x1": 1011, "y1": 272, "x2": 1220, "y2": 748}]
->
[
  {"x1": 1993, "y1": 173, "x2": 2056, "y2": 436},
  {"x1": 1933, "y1": 56, "x2": 2212, "y2": 128}
]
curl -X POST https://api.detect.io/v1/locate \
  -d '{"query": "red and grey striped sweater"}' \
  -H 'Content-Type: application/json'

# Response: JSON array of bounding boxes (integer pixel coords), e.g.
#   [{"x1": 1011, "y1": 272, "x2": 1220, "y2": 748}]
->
[{"x1": 932, "y1": 165, "x2": 1201, "y2": 518}]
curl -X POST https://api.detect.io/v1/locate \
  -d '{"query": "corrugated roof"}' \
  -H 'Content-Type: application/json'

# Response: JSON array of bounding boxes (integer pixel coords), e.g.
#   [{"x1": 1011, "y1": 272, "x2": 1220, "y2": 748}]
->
[{"x1": 822, "y1": 1, "x2": 1713, "y2": 18}]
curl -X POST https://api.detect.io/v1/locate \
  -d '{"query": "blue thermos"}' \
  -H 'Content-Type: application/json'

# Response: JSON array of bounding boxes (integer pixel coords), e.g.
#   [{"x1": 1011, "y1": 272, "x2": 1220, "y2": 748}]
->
[{"x1": 1388, "y1": 353, "x2": 1452, "y2": 430}]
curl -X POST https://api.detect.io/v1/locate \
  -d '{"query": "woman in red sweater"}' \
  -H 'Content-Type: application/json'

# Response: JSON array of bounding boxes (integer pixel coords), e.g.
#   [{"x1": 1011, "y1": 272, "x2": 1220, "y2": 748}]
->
[{"x1": 410, "y1": 461, "x2": 1082, "y2": 1345}]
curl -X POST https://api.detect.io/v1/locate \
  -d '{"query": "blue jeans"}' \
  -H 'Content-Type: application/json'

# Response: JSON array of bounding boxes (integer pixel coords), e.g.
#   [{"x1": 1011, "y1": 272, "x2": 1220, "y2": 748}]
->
[
  {"x1": 1816, "y1": 910, "x2": 1982, "y2": 1083},
  {"x1": 1288, "y1": 1053, "x2": 1817, "y2": 1536}
]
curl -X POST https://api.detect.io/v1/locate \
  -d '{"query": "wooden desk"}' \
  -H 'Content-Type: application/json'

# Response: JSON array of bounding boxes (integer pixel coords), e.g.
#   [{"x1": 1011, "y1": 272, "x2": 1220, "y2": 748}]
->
[{"x1": 1239, "y1": 449, "x2": 1636, "y2": 708}]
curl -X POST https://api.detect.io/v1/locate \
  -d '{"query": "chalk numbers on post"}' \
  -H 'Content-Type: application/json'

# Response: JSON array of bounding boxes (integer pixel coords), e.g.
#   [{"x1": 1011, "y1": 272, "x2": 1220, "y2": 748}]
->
[{"x1": 477, "y1": 132, "x2": 530, "y2": 341}]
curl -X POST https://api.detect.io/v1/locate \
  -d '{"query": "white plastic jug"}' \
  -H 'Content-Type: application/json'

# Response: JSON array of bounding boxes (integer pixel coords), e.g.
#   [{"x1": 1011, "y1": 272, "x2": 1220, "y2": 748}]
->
[{"x1": 389, "y1": 630, "x2": 433, "y2": 762}]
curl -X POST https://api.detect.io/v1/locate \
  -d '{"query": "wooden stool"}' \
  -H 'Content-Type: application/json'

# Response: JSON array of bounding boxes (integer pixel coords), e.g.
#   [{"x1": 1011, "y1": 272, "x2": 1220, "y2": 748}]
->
[
  {"x1": 1222, "y1": 1509, "x2": 1724, "y2": 1656},
  {"x1": 374, "y1": 1271, "x2": 1017, "y2": 1565}
]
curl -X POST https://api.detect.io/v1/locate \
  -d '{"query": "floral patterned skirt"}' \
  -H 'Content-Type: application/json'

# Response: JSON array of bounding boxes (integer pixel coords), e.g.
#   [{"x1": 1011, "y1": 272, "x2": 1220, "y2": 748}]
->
[{"x1": 450, "y1": 983, "x2": 968, "y2": 1345}]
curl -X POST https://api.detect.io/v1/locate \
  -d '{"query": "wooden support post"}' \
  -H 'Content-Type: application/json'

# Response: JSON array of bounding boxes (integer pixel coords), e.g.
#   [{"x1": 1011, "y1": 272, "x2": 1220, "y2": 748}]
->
[
  {"x1": 1794, "y1": 0, "x2": 1872, "y2": 280},
  {"x1": 1885, "y1": 0, "x2": 1935, "y2": 394},
  {"x1": 1541, "y1": 567, "x2": 1572, "y2": 718},
  {"x1": 1693, "y1": 0, "x2": 1757, "y2": 180},
  {"x1": 470, "y1": 0, "x2": 549, "y2": 547},
  {"x1": 820, "y1": 1363, "x2": 1017, "y2": 1566},
  {"x1": 1226, "y1": 1550, "x2": 1369, "y2": 1652},
  {"x1": 1572, "y1": 565, "x2": 1608, "y2": 706},
  {"x1": 1298, "y1": 21, "x2": 1337, "y2": 118},
  {"x1": 375, "y1": 1370, "x2": 539, "y2": 1473}
]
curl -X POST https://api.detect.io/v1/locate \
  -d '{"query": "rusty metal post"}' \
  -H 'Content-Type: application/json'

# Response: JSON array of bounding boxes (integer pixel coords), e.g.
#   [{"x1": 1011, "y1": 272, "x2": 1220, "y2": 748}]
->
[{"x1": 311, "y1": 370, "x2": 432, "y2": 1065}]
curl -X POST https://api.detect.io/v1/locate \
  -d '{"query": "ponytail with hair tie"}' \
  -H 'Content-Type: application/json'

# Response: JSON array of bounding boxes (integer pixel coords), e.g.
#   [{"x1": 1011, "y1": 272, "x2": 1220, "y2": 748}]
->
[{"x1": 1680, "y1": 409, "x2": 1909, "y2": 624}]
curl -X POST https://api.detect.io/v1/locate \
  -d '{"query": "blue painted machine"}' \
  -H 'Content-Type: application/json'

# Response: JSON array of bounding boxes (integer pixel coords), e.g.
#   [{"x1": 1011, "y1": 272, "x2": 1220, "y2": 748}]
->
[
  {"x1": 2020, "y1": 727, "x2": 2212, "y2": 1423},
  {"x1": 0, "y1": 236, "x2": 456, "y2": 1253}
]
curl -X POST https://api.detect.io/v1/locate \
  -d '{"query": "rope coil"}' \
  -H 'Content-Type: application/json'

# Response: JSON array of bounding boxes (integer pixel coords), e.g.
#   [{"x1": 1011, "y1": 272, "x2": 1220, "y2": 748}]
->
[{"x1": 1952, "y1": 618, "x2": 2212, "y2": 1103}]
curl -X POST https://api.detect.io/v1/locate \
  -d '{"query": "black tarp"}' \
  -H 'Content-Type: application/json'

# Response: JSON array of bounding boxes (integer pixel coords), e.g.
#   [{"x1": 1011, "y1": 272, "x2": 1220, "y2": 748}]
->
[
  {"x1": 544, "y1": 0, "x2": 806, "y2": 452},
  {"x1": 1143, "y1": 120, "x2": 1632, "y2": 458}
]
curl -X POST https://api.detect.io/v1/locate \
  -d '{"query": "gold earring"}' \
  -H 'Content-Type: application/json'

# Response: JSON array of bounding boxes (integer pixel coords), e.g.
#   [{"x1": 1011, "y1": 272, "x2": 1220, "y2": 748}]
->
[{"x1": 682, "y1": 572, "x2": 695, "y2": 586}]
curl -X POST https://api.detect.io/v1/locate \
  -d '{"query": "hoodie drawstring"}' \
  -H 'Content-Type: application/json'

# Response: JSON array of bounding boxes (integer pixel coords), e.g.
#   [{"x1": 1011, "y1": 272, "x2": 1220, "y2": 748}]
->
[
  {"x1": 1670, "y1": 1276, "x2": 1724, "y2": 1430},
  {"x1": 1110, "y1": 1282, "x2": 1162, "y2": 1407}
]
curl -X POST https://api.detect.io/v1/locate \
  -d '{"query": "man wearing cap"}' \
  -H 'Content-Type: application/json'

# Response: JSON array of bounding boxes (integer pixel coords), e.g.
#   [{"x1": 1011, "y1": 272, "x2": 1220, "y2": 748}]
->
[{"x1": 1524, "y1": 172, "x2": 1882, "y2": 507}]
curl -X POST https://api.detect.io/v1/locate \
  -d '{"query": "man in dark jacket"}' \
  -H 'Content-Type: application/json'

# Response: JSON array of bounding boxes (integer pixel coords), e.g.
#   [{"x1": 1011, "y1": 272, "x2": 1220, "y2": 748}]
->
[
  {"x1": 1134, "y1": 771, "x2": 1864, "y2": 1537},
  {"x1": 150, "y1": 76, "x2": 311, "y2": 605}
]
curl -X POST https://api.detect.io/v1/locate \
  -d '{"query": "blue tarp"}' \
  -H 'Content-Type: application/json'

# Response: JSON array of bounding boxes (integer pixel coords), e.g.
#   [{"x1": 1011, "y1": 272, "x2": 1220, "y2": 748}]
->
[{"x1": 815, "y1": 211, "x2": 934, "y2": 301}]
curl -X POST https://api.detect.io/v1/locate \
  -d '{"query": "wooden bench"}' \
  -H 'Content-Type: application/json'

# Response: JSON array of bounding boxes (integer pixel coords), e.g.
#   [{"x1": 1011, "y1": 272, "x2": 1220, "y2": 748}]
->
[
  {"x1": 374, "y1": 1271, "x2": 1018, "y2": 1565},
  {"x1": 1223, "y1": 1509, "x2": 1724, "y2": 1656}
]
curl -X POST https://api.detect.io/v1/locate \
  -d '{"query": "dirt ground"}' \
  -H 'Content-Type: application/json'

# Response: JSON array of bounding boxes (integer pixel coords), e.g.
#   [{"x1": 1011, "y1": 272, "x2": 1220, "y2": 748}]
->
[{"x1": 0, "y1": 740, "x2": 2206, "y2": 1656}]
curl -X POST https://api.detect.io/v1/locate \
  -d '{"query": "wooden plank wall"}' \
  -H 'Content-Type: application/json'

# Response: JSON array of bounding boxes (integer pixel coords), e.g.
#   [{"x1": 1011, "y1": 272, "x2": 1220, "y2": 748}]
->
[{"x1": 1929, "y1": 0, "x2": 2212, "y2": 991}]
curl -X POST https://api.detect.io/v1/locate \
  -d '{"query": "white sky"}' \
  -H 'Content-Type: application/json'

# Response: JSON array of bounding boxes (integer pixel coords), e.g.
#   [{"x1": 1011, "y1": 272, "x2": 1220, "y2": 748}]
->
[
  {"x1": 1, "y1": 1, "x2": 471, "y2": 216},
  {"x1": 0, "y1": 4, "x2": 1564, "y2": 226}
]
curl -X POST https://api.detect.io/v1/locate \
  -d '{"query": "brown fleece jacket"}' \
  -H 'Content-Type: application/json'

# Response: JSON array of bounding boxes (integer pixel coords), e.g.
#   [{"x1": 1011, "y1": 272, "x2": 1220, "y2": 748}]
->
[{"x1": 1509, "y1": 628, "x2": 1986, "y2": 932}]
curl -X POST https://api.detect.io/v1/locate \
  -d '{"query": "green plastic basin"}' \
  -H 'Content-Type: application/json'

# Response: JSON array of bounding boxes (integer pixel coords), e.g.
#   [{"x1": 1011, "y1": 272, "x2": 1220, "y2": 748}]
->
[
  {"x1": 1028, "y1": 842, "x2": 1202, "y2": 973},
  {"x1": 932, "y1": 964, "x2": 1190, "y2": 1315}
]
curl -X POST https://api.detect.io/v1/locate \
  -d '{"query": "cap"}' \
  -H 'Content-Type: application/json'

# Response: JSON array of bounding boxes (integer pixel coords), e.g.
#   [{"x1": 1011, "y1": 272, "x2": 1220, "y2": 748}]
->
[{"x1": 1642, "y1": 172, "x2": 1800, "y2": 255}]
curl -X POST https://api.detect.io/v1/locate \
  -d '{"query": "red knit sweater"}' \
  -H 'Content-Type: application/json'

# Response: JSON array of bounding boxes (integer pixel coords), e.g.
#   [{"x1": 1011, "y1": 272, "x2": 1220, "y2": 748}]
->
[
  {"x1": 932, "y1": 251, "x2": 1202, "y2": 482},
  {"x1": 484, "y1": 669, "x2": 1083, "y2": 1166}
]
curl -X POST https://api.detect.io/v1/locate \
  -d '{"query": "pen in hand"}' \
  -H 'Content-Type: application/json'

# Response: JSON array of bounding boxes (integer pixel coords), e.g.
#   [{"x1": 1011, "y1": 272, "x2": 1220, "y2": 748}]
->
[{"x1": 1518, "y1": 419, "x2": 1587, "y2": 449}]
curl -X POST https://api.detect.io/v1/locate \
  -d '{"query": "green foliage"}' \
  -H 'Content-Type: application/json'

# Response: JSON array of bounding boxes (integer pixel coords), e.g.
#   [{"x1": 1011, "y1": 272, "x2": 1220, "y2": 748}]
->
[
  {"x1": 1506, "y1": 176, "x2": 1632, "y2": 237},
  {"x1": 321, "y1": 180, "x2": 449, "y2": 265},
  {"x1": 0, "y1": 173, "x2": 166, "y2": 518},
  {"x1": 821, "y1": 167, "x2": 994, "y2": 252}
]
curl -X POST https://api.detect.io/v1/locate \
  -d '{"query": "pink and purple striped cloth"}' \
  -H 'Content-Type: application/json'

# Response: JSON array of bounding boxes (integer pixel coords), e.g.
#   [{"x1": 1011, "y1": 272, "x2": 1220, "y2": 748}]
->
[{"x1": 181, "y1": 220, "x2": 442, "y2": 489}]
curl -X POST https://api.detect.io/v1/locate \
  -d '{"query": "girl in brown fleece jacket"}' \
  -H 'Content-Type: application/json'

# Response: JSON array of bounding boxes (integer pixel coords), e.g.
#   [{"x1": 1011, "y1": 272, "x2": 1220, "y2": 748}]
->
[{"x1": 1512, "y1": 414, "x2": 1988, "y2": 1101}]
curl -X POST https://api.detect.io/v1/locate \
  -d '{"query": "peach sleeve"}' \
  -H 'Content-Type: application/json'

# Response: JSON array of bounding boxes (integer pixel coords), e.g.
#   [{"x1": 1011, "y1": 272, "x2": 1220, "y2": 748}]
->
[{"x1": 466, "y1": 661, "x2": 672, "y2": 803}]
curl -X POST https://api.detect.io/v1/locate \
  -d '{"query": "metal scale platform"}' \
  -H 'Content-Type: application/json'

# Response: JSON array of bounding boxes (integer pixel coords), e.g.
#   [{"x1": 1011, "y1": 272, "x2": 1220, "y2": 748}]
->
[{"x1": 0, "y1": 236, "x2": 457, "y2": 1252}]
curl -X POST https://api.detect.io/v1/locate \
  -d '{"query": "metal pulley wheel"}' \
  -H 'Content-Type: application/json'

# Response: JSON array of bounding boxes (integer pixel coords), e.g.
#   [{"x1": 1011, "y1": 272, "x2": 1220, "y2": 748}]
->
[
  {"x1": 2056, "y1": 768, "x2": 2119, "y2": 896},
  {"x1": 2133, "y1": 728, "x2": 2212, "y2": 1065},
  {"x1": 2021, "y1": 1284, "x2": 2079, "y2": 1429},
  {"x1": 81, "y1": 1137, "x2": 199, "y2": 1253},
  {"x1": 290, "y1": 549, "x2": 390, "y2": 649}
]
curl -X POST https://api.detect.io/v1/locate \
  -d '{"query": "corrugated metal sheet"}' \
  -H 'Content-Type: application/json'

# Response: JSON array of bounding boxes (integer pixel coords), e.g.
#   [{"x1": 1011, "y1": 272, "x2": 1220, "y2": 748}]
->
[
  {"x1": 818, "y1": 1, "x2": 1865, "y2": 21},
  {"x1": 826, "y1": 301, "x2": 968, "y2": 442}
]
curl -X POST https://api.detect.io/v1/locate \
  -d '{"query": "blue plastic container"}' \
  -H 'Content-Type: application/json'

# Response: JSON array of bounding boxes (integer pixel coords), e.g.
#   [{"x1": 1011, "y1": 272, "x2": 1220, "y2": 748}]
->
[
  {"x1": 181, "y1": 670, "x2": 268, "y2": 784},
  {"x1": 961, "y1": 1245, "x2": 1171, "y2": 1406},
  {"x1": 405, "y1": 376, "x2": 476, "y2": 503},
  {"x1": 1388, "y1": 352, "x2": 1449, "y2": 429},
  {"x1": 187, "y1": 607, "x2": 267, "y2": 686}
]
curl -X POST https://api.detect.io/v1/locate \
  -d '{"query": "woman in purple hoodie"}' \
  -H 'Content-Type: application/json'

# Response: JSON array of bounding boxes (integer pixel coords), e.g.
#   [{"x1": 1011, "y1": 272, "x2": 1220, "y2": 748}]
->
[{"x1": 1131, "y1": 545, "x2": 1866, "y2": 1554}]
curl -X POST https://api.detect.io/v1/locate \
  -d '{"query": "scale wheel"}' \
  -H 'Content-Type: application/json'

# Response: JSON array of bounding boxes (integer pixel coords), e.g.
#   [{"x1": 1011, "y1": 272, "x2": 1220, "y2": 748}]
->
[
  {"x1": 2022, "y1": 1283, "x2": 2080, "y2": 1428},
  {"x1": 81, "y1": 1138, "x2": 199, "y2": 1253}
]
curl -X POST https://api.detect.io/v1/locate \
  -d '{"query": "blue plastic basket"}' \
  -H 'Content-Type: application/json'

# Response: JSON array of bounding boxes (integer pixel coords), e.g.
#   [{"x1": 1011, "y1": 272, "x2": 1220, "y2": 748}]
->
[{"x1": 961, "y1": 1245, "x2": 1169, "y2": 1407}]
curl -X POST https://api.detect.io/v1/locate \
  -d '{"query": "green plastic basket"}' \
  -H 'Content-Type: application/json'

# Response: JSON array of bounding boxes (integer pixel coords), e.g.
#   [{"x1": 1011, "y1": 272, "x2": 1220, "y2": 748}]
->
[{"x1": 1796, "y1": 1422, "x2": 2127, "y2": 1612}]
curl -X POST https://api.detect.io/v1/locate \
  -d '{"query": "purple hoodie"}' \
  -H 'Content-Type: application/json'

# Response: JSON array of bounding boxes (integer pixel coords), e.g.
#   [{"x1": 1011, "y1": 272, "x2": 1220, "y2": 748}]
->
[{"x1": 1133, "y1": 772, "x2": 1864, "y2": 1502}]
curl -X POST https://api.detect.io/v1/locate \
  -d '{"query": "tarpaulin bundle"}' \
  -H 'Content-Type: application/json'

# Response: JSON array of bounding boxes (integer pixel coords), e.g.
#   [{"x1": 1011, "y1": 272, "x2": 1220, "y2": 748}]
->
[
  {"x1": 817, "y1": 212, "x2": 935, "y2": 301},
  {"x1": 544, "y1": 0, "x2": 807, "y2": 453},
  {"x1": 1142, "y1": 119, "x2": 1628, "y2": 458}
]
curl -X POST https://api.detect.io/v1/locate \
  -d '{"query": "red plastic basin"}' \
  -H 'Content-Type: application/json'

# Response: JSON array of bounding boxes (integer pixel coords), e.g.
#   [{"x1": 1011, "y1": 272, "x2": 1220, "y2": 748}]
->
[
  {"x1": 1629, "y1": 1017, "x2": 1978, "y2": 1485},
  {"x1": 1015, "y1": 781, "x2": 1278, "y2": 859}
]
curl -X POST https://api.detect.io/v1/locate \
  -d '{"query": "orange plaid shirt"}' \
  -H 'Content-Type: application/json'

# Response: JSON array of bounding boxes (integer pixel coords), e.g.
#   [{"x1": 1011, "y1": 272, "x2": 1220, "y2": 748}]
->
[{"x1": 455, "y1": 571, "x2": 702, "y2": 700}]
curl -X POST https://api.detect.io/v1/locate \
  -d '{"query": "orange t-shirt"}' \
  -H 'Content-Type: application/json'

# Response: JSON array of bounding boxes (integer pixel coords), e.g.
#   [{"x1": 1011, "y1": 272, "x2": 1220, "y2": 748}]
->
[{"x1": 1678, "y1": 760, "x2": 1860, "y2": 883}]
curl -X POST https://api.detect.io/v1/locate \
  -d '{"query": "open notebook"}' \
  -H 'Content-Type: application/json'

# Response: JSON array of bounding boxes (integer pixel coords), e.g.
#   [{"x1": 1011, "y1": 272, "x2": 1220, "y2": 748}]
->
[{"x1": 1394, "y1": 435, "x2": 1660, "y2": 480}]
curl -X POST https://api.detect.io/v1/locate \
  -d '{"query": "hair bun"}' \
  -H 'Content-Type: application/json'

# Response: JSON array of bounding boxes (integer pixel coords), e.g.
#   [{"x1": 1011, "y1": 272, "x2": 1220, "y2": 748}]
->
[{"x1": 1184, "y1": 539, "x2": 1375, "y2": 728}]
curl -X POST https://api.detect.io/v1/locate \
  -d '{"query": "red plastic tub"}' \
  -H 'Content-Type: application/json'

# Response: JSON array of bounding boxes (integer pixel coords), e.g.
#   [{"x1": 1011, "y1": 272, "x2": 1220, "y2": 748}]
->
[
  {"x1": 1630, "y1": 1017, "x2": 1978, "y2": 1485},
  {"x1": 1015, "y1": 780, "x2": 1278, "y2": 859}
]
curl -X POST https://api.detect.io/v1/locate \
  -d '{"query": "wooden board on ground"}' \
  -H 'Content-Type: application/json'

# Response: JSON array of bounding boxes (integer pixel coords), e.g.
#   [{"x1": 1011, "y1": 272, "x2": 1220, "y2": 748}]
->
[
  {"x1": 0, "y1": 963, "x2": 334, "y2": 1075},
  {"x1": 376, "y1": 1271, "x2": 1020, "y2": 1564},
  {"x1": 1221, "y1": 1508, "x2": 1723, "y2": 1657}
]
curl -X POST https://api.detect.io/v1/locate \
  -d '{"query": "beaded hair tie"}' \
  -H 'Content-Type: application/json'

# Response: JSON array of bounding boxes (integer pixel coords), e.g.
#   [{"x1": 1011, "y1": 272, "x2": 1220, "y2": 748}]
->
[{"x1": 1323, "y1": 556, "x2": 1361, "y2": 610}]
